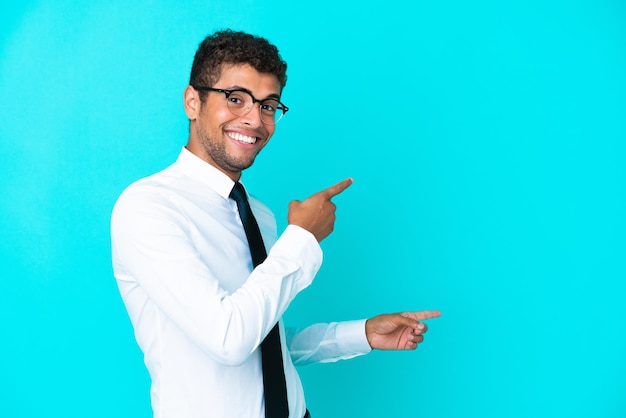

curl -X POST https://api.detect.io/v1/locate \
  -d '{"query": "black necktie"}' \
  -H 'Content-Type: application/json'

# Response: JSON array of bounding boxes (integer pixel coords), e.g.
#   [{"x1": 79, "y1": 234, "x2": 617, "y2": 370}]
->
[{"x1": 230, "y1": 182, "x2": 289, "y2": 418}]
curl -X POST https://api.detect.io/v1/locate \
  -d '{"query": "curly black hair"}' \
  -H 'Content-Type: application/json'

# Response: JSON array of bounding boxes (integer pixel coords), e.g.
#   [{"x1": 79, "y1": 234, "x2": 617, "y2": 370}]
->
[{"x1": 189, "y1": 29, "x2": 287, "y2": 101}]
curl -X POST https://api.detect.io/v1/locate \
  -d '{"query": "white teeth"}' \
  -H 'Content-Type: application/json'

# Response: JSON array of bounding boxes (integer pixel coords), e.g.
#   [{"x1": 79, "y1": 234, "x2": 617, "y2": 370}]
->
[{"x1": 229, "y1": 132, "x2": 256, "y2": 144}]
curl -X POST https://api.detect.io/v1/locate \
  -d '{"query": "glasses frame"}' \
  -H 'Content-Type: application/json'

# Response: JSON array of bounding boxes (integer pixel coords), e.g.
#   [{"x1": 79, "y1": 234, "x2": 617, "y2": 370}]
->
[{"x1": 192, "y1": 85, "x2": 289, "y2": 125}]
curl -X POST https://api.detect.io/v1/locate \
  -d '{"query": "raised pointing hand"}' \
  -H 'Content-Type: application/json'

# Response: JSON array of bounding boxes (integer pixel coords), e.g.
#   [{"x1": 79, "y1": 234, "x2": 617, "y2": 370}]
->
[{"x1": 288, "y1": 178, "x2": 353, "y2": 242}]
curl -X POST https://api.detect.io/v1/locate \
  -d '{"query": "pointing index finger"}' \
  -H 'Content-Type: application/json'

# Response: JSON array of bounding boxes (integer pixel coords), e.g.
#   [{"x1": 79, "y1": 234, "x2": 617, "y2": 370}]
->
[
  {"x1": 320, "y1": 178, "x2": 353, "y2": 199},
  {"x1": 405, "y1": 310, "x2": 442, "y2": 321}
]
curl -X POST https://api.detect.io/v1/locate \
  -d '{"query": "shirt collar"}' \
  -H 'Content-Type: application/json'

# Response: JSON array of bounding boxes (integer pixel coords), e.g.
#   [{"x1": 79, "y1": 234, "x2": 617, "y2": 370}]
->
[{"x1": 176, "y1": 146, "x2": 238, "y2": 200}]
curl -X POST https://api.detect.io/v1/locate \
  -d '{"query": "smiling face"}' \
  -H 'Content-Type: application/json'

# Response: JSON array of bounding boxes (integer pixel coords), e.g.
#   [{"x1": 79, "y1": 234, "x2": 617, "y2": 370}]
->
[{"x1": 184, "y1": 63, "x2": 282, "y2": 181}]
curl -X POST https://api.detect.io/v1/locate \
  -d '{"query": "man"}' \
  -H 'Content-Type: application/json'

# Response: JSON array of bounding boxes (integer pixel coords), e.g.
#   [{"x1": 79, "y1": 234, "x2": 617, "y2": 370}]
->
[{"x1": 111, "y1": 29, "x2": 440, "y2": 418}]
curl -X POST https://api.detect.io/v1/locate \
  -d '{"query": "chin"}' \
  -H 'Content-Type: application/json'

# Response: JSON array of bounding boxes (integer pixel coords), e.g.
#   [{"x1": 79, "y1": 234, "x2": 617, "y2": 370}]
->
[{"x1": 224, "y1": 157, "x2": 256, "y2": 173}]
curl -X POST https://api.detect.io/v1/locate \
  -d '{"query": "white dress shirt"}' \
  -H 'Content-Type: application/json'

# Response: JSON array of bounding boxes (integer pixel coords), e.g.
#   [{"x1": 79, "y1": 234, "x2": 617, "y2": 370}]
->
[{"x1": 111, "y1": 147, "x2": 371, "y2": 418}]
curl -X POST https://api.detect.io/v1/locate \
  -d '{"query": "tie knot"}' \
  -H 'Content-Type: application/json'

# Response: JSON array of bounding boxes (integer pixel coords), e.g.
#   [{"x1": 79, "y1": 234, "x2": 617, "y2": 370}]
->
[{"x1": 229, "y1": 182, "x2": 247, "y2": 204}]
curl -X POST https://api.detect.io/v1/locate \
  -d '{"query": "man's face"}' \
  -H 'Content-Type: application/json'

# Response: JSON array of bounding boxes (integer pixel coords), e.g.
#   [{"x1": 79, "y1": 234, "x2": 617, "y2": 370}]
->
[{"x1": 185, "y1": 63, "x2": 282, "y2": 181}]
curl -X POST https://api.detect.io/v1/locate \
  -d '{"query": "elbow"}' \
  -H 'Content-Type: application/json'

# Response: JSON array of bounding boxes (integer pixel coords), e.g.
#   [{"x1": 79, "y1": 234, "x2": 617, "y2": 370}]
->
[
  {"x1": 208, "y1": 341, "x2": 257, "y2": 366},
  {"x1": 198, "y1": 322, "x2": 258, "y2": 366},
  {"x1": 196, "y1": 294, "x2": 267, "y2": 366}
]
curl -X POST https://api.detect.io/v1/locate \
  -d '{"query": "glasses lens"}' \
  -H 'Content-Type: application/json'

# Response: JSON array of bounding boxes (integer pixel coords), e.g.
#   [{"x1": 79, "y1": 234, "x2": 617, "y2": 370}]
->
[
  {"x1": 225, "y1": 91, "x2": 252, "y2": 116},
  {"x1": 260, "y1": 99, "x2": 284, "y2": 125}
]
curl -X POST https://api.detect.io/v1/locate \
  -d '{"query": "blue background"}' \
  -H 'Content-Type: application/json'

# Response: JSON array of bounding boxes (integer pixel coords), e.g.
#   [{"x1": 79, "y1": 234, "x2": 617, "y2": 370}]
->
[{"x1": 1, "y1": 1, "x2": 625, "y2": 417}]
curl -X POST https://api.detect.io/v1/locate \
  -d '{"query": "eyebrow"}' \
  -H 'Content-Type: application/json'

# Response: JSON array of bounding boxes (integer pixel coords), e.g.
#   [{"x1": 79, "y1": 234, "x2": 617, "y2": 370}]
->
[{"x1": 227, "y1": 85, "x2": 281, "y2": 101}]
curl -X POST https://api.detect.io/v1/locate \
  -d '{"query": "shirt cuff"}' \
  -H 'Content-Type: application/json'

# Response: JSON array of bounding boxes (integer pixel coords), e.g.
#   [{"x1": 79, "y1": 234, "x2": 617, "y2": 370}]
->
[{"x1": 335, "y1": 319, "x2": 372, "y2": 354}]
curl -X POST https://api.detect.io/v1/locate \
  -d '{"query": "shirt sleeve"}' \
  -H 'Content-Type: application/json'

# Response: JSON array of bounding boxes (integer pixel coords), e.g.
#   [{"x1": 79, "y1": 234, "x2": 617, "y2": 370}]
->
[
  {"x1": 111, "y1": 186, "x2": 323, "y2": 366},
  {"x1": 285, "y1": 320, "x2": 372, "y2": 366}
]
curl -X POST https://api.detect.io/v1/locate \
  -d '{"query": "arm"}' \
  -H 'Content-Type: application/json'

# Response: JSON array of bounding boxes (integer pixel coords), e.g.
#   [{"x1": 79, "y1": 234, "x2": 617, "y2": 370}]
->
[
  {"x1": 111, "y1": 178, "x2": 353, "y2": 366},
  {"x1": 112, "y1": 188, "x2": 321, "y2": 366},
  {"x1": 286, "y1": 320, "x2": 372, "y2": 366},
  {"x1": 285, "y1": 311, "x2": 441, "y2": 366}
]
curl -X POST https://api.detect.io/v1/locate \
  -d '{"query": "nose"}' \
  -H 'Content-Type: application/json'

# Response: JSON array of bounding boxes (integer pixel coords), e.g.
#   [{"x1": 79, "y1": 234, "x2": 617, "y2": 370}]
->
[{"x1": 239, "y1": 104, "x2": 263, "y2": 127}]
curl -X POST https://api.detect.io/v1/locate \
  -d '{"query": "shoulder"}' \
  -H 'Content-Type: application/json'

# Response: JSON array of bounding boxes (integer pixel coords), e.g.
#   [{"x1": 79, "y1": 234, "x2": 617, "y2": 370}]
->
[
  {"x1": 248, "y1": 193, "x2": 273, "y2": 216},
  {"x1": 112, "y1": 163, "x2": 185, "y2": 223},
  {"x1": 247, "y1": 193, "x2": 278, "y2": 243},
  {"x1": 248, "y1": 193, "x2": 275, "y2": 222}
]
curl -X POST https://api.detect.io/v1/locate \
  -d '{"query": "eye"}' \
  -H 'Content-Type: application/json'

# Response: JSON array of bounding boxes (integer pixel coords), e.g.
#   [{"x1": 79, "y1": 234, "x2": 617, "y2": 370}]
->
[
  {"x1": 227, "y1": 91, "x2": 247, "y2": 107},
  {"x1": 260, "y1": 100, "x2": 279, "y2": 113}
]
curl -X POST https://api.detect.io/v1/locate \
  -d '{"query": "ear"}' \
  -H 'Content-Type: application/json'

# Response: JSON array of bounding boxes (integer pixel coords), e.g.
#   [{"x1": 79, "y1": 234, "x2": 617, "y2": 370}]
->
[{"x1": 183, "y1": 85, "x2": 200, "y2": 120}]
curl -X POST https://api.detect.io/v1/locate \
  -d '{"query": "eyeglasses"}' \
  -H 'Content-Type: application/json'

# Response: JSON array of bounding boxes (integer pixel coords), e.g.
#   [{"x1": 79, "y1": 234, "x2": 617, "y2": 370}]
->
[{"x1": 192, "y1": 86, "x2": 289, "y2": 125}]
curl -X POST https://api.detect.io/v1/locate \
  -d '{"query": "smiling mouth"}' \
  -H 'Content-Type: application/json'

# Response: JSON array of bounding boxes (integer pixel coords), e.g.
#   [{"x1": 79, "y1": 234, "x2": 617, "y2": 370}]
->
[{"x1": 228, "y1": 132, "x2": 257, "y2": 144}]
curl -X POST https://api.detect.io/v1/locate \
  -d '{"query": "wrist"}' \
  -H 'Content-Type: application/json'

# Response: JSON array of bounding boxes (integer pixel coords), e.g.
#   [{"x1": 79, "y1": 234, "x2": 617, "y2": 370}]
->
[{"x1": 365, "y1": 319, "x2": 374, "y2": 349}]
